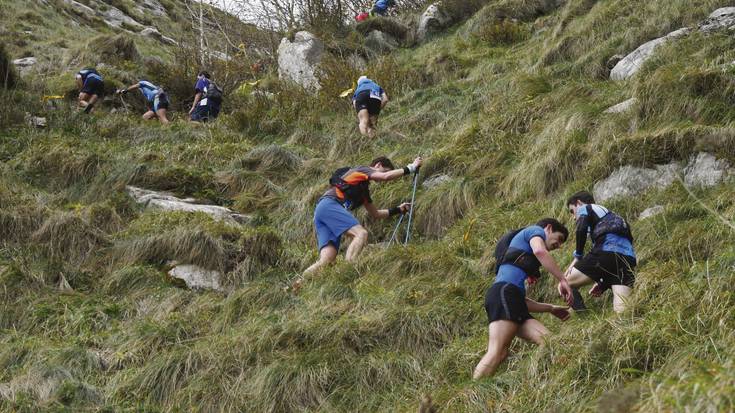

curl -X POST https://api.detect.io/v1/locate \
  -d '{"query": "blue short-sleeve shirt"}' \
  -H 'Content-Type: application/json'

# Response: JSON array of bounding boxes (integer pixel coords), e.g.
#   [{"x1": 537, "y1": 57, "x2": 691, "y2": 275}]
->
[
  {"x1": 576, "y1": 204, "x2": 636, "y2": 258},
  {"x1": 138, "y1": 80, "x2": 161, "y2": 102},
  {"x1": 353, "y1": 79, "x2": 384, "y2": 101},
  {"x1": 494, "y1": 225, "x2": 546, "y2": 295},
  {"x1": 195, "y1": 77, "x2": 210, "y2": 106}
]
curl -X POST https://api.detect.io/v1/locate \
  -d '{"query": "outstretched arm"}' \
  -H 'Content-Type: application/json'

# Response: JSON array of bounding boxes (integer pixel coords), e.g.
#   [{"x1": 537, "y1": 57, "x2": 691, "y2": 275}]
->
[
  {"x1": 525, "y1": 298, "x2": 570, "y2": 320},
  {"x1": 531, "y1": 237, "x2": 573, "y2": 305},
  {"x1": 370, "y1": 157, "x2": 422, "y2": 182},
  {"x1": 190, "y1": 92, "x2": 203, "y2": 113},
  {"x1": 118, "y1": 83, "x2": 140, "y2": 94},
  {"x1": 574, "y1": 215, "x2": 590, "y2": 259}
]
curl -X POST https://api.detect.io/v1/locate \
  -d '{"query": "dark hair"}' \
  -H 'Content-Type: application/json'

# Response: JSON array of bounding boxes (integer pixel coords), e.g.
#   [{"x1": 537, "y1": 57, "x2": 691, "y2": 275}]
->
[
  {"x1": 536, "y1": 218, "x2": 569, "y2": 242},
  {"x1": 370, "y1": 156, "x2": 394, "y2": 169},
  {"x1": 198, "y1": 71, "x2": 211, "y2": 79},
  {"x1": 567, "y1": 191, "x2": 595, "y2": 207}
]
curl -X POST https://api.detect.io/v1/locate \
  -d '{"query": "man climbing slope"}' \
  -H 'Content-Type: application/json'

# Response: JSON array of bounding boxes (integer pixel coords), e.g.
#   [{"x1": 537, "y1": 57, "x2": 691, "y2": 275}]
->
[
  {"x1": 562, "y1": 191, "x2": 637, "y2": 314},
  {"x1": 116, "y1": 80, "x2": 170, "y2": 124},
  {"x1": 370, "y1": 0, "x2": 396, "y2": 17},
  {"x1": 299, "y1": 156, "x2": 422, "y2": 283},
  {"x1": 76, "y1": 68, "x2": 104, "y2": 114},
  {"x1": 189, "y1": 71, "x2": 223, "y2": 122},
  {"x1": 473, "y1": 219, "x2": 574, "y2": 380},
  {"x1": 353, "y1": 76, "x2": 388, "y2": 138}
]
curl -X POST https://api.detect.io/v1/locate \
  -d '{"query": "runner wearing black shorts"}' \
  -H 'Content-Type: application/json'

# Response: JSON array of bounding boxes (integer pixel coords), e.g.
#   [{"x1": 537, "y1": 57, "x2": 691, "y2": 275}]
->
[
  {"x1": 473, "y1": 219, "x2": 573, "y2": 380},
  {"x1": 563, "y1": 191, "x2": 637, "y2": 314},
  {"x1": 352, "y1": 76, "x2": 388, "y2": 138},
  {"x1": 76, "y1": 68, "x2": 104, "y2": 113}
]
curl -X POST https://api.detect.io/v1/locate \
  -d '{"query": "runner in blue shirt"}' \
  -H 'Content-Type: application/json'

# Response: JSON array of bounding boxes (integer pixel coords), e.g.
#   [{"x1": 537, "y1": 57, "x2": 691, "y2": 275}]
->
[
  {"x1": 189, "y1": 71, "x2": 222, "y2": 122},
  {"x1": 116, "y1": 80, "x2": 170, "y2": 124},
  {"x1": 473, "y1": 218, "x2": 573, "y2": 380},
  {"x1": 370, "y1": 0, "x2": 395, "y2": 16},
  {"x1": 563, "y1": 191, "x2": 637, "y2": 313},
  {"x1": 352, "y1": 76, "x2": 388, "y2": 138},
  {"x1": 76, "y1": 68, "x2": 104, "y2": 114}
]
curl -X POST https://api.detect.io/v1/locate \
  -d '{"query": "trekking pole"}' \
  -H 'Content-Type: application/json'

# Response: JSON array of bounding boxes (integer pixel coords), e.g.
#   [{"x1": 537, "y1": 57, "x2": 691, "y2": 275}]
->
[
  {"x1": 387, "y1": 212, "x2": 405, "y2": 247},
  {"x1": 403, "y1": 167, "x2": 420, "y2": 245}
]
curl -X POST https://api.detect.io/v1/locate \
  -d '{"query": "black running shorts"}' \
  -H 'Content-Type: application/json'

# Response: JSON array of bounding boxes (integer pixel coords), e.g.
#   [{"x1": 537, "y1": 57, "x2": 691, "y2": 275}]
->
[
  {"x1": 574, "y1": 251, "x2": 636, "y2": 290},
  {"x1": 354, "y1": 90, "x2": 382, "y2": 115},
  {"x1": 81, "y1": 77, "x2": 104, "y2": 96},
  {"x1": 484, "y1": 282, "x2": 533, "y2": 324}
]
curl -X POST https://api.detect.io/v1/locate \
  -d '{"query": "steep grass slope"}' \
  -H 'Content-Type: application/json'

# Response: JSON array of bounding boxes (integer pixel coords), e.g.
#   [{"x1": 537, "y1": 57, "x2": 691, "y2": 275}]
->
[{"x1": 2, "y1": 0, "x2": 735, "y2": 411}]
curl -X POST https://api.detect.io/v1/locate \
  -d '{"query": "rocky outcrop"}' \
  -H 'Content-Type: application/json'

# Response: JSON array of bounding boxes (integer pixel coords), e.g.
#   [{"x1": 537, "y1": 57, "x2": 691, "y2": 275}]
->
[
  {"x1": 168, "y1": 264, "x2": 224, "y2": 292},
  {"x1": 639, "y1": 205, "x2": 665, "y2": 220},
  {"x1": 364, "y1": 30, "x2": 399, "y2": 54},
  {"x1": 604, "y1": 98, "x2": 637, "y2": 114},
  {"x1": 594, "y1": 153, "x2": 731, "y2": 201},
  {"x1": 418, "y1": 3, "x2": 452, "y2": 42},
  {"x1": 422, "y1": 174, "x2": 453, "y2": 189},
  {"x1": 12, "y1": 57, "x2": 36, "y2": 76},
  {"x1": 277, "y1": 31, "x2": 324, "y2": 91},
  {"x1": 25, "y1": 113, "x2": 47, "y2": 128},
  {"x1": 683, "y1": 152, "x2": 731, "y2": 188},
  {"x1": 699, "y1": 7, "x2": 735, "y2": 33},
  {"x1": 140, "y1": 27, "x2": 177, "y2": 45},
  {"x1": 126, "y1": 186, "x2": 250, "y2": 225},
  {"x1": 609, "y1": 28, "x2": 689, "y2": 81},
  {"x1": 103, "y1": 7, "x2": 144, "y2": 30},
  {"x1": 136, "y1": 0, "x2": 168, "y2": 18}
]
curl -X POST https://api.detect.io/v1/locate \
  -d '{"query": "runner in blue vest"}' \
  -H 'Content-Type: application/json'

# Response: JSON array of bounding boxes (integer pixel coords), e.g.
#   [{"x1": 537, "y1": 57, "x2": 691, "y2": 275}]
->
[
  {"x1": 116, "y1": 80, "x2": 170, "y2": 124},
  {"x1": 76, "y1": 68, "x2": 104, "y2": 114},
  {"x1": 352, "y1": 76, "x2": 388, "y2": 138},
  {"x1": 562, "y1": 191, "x2": 637, "y2": 313},
  {"x1": 473, "y1": 219, "x2": 573, "y2": 380}
]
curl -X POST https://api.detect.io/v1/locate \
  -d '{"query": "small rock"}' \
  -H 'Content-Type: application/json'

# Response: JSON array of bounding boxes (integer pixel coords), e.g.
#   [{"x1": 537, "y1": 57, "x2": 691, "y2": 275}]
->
[
  {"x1": 126, "y1": 186, "x2": 250, "y2": 225},
  {"x1": 140, "y1": 27, "x2": 177, "y2": 45},
  {"x1": 610, "y1": 28, "x2": 690, "y2": 81},
  {"x1": 12, "y1": 57, "x2": 37, "y2": 67},
  {"x1": 24, "y1": 113, "x2": 47, "y2": 128},
  {"x1": 683, "y1": 152, "x2": 730, "y2": 187},
  {"x1": 418, "y1": 3, "x2": 452, "y2": 42},
  {"x1": 364, "y1": 30, "x2": 399, "y2": 54},
  {"x1": 604, "y1": 98, "x2": 637, "y2": 114},
  {"x1": 639, "y1": 205, "x2": 664, "y2": 220},
  {"x1": 422, "y1": 174, "x2": 453, "y2": 189},
  {"x1": 168, "y1": 264, "x2": 223, "y2": 291},
  {"x1": 277, "y1": 31, "x2": 324, "y2": 91}
]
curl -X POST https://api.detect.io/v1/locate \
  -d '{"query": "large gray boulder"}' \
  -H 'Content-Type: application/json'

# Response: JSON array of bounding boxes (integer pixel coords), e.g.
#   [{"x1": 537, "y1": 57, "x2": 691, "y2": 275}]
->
[
  {"x1": 593, "y1": 164, "x2": 679, "y2": 202},
  {"x1": 418, "y1": 3, "x2": 452, "y2": 42},
  {"x1": 364, "y1": 30, "x2": 399, "y2": 54},
  {"x1": 126, "y1": 186, "x2": 250, "y2": 225},
  {"x1": 168, "y1": 264, "x2": 223, "y2": 292},
  {"x1": 136, "y1": 0, "x2": 168, "y2": 18},
  {"x1": 699, "y1": 7, "x2": 735, "y2": 33},
  {"x1": 12, "y1": 57, "x2": 37, "y2": 76},
  {"x1": 610, "y1": 28, "x2": 690, "y2": 81},
  {"x1": 102, "y1": 6, "x2": 144, "y2": 29},
  {"x1": 277, "y1": 31, "x2": 324, "y2": 91},
  {"x1": 683, "y1": 152, "x2": 731, "y2": 187}
]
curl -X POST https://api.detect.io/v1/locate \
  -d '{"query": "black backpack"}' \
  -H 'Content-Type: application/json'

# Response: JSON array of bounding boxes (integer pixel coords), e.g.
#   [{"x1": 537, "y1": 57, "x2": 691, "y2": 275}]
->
[
  {"x1": 329, "y1": 166, "x2": 370, "y2": 210},
  {"x1": 493, "y1": 228, "x2": 542, "y2": 277},
  {"x1": 588, "y1": 206, "x2": 633, "y2": 244},
  {"x1": 205, "y1": 81, "x2": 223, "y2": 102}
]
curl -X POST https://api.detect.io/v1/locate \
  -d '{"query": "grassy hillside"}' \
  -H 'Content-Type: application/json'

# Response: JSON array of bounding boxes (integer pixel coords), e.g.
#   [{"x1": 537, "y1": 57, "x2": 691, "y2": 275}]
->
[{"x1": 2, "y1": 0, "x2": 735, "y2": 411}]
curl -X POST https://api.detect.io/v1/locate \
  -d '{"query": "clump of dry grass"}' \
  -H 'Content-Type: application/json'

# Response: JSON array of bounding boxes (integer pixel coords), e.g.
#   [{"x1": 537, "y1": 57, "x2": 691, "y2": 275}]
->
[{"x1": 31, "y1": 212, "x2": 109, "y2": 264}]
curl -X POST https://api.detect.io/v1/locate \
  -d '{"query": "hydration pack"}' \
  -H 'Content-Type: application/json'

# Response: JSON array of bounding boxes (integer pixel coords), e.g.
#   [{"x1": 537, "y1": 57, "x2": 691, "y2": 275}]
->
[
  {"x1": 329, "y1": 167, "x2": 370, "y2": 210},
  {"x1": 205, "y1": 81, "x2": 223, "y2": 102},
  {"x1": 588, "y1": 205, "x2": 633, "y2": 243},
  {"x1": 493, "y1": 228, "x2": 542, "y2": 278}
]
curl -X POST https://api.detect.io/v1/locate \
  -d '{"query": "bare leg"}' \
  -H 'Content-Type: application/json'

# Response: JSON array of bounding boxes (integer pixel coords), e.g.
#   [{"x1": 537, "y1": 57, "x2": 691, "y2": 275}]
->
[
  {"x1": 368, "y1": 114, "x2": 379, "y2": 138},
  {"x1": 473, "y1": 320, "x2": 518, "y2": 380},
  {"x1": 156, "y1": 109, "x2": 170, "y2": 124},
  {"x1": 611, "y1": 285, "x2": 632, "y2": 313},
  {"x1": 344, "y1": 224, "x2": 368, "y2": 263},
  {"x1": 302, "y1": 244, "x2": 338, "y2": 277},
  {"x1": 357, "y1": 109, "x2": 370, "y2": 136},
  {"x1": 516, "y1": 318, "x2": 550, "y2": 346},
  {"x1": 142, "y1": 110, "x2": 156, "y2": 120}
]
